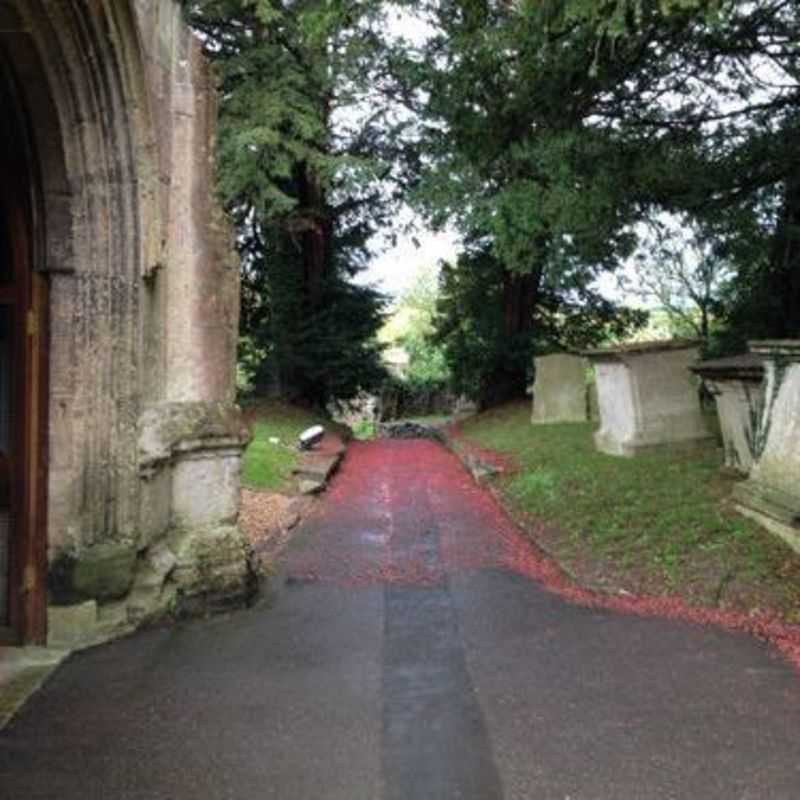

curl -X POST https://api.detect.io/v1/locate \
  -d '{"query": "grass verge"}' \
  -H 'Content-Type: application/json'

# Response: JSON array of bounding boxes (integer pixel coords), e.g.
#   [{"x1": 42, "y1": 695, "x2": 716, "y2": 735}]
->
[
  {"x1": 241, "y1": 401, "x2": 326, "y2": 492},
  {"x1": 458, "y1": 402, "x2": 800, "y2": 620}
]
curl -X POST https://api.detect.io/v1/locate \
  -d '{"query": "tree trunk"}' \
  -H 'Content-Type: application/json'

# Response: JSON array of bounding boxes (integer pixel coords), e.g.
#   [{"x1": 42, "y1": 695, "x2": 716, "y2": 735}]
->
[
  {"x1": 296, "y1": 162, "x2": 332, "y2": 314},
  {"x1": 480, "y1": 269, "x2": 539, "y2": 409}
]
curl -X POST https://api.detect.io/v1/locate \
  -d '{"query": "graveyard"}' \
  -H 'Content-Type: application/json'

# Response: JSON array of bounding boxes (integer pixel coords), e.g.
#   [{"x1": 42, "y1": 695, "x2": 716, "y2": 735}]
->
[
  {"x1": 465, "y1": 335, "x2": 800, "y2": 619},
  {"x1": 2, "y1": 2, "x2": 800, "y2": 796},
  {"x1": 236, "y1": 334, "x2": 800, "y2": 625},
  {"x1": 457, "y1": 400, "x2": 800, "y2": 621}
]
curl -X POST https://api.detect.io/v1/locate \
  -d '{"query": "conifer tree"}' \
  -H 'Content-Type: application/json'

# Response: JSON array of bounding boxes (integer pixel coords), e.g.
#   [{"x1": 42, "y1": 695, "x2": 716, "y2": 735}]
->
[
  {"x1": 187, "y1": 0, "x2": 416, "y2": 405},
  {"x1": 410, "y1": 0, "x2": 800, "y2": 401}
]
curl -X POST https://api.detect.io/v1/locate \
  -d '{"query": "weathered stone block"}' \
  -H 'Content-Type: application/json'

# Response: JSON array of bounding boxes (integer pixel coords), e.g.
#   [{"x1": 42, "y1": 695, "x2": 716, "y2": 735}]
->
[
  {"x1": 138, "y1": 402, "x2": 250, "y2": 473},
  {"x1": 293, "y1": 455, "x2": 341, "y2": 482},
  {"x1": 584, "y1": 340, "x2": 712, "y2": 457},
  {"x1": 47, "y1": 601, "x2": 98, "y2": 649},
  {"x1": 172, "y1": 453, "x2": 241, "y2": 528},
  {"x1": 169, "y1": 524, "x2": 252, "y2": 606},
  {"x1": 531, "y1": 354, "x2": 588, "y2": 424},
  {"x1": 137, "y1": 469, "x2": 172, "y2": 549},
  {"x1": 71, "y1": 543, "x2": 137, "y2": 601},
  {"x1": 145, "y1": 539, "x2": 178, "y2": 581},
  {"x1": 690, "y1": 354, "x2": 764, "y2": 474},
  {"x1": 298, "y1": 479, "x2": 325, "y2": 495},
  {"x1": 733, "y1": 341, "x2": 800, "y2": 553}
]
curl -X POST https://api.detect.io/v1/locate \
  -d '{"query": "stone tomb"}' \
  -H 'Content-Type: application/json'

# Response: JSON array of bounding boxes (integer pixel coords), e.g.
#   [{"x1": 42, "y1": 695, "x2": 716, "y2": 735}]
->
[
  {"x1": 531, "y1": 354, "x2": 588, "y2": 424},
  {"x1": 733, "y1": 341, "x2": 800, "y2": 553},
  {"x1": 690, "y1": 353, "x2": 765, "y2": 475},
  {"x1": 585, "y1": 340, "x2": 712, "y2": 457}
]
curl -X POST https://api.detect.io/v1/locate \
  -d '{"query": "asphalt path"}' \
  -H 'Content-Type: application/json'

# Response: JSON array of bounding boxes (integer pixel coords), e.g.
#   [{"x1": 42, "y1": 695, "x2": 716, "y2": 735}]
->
[{"x1": 1, "y1": 439, "x2": 798, "y2": 799}]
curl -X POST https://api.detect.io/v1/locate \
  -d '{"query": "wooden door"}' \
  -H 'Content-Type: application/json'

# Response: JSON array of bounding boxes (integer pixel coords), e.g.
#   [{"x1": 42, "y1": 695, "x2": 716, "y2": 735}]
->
[
  {"x1": 0, "y1": 210, "x2": 13, "y2": 634},
  {"x1": 0, "y1": 191, "x2": 24, "y2": 639},
  {"x1": 0, "y1": 68, "x2": 48, "y2": 644}
]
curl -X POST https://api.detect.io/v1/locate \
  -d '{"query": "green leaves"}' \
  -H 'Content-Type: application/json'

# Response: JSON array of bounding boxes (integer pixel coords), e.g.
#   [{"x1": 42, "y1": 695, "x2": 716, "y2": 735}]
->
[
  {"x1": 192, "y1": 0, "x2": 800, "y2": 406},
  {"x1": 190, "y1": 0, "x2": 402, "y2": 405}
]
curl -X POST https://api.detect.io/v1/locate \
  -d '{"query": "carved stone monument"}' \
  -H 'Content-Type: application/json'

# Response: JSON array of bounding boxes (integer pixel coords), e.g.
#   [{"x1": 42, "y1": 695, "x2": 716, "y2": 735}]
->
[
  {"x1": 690, "y1": 353, "x2": 765, "y2": 475},
  {"x1": 584, "y1": 340, "x2": 712, "y2": 457},
  {"x1": 733, "y1": 341, "x2": 800, "y2": 553},
  {"x1": 531, "y1": 354, "x2": 588, "y2": 424}
]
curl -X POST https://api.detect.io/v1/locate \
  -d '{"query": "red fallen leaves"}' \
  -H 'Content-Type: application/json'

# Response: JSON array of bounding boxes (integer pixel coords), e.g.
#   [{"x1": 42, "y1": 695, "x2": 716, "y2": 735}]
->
[
  {"x1": 284, "y1": 439, "x2": 800, "y2": 673},
  {"x1": 444, "y1": 421, "x2": 516, "y2": 474}
]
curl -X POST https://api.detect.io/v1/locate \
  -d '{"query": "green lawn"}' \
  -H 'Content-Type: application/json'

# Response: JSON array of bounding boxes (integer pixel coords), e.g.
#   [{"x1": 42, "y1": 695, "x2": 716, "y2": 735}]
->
[
  {"x1": 241, "y1": 402, "x2": 326, "y2": 491},
  {"x1": 459, "y1": 402, "x2": 800, "y2": 616}
]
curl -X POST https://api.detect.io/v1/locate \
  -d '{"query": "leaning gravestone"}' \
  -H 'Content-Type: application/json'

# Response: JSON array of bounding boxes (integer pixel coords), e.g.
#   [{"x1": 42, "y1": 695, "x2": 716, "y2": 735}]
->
[
  {"x1": 690, "y1": 353, "x2": 765, "y2": 475},
  {"x1": 584, "y1": 339, "x2": 712, "y2": 456},
  {"x1": 531, "y1": 354, "x2": 588, "y2": 424},
  {"x1": 733, "y1": 341, "x2": 800, "y2": 553}
]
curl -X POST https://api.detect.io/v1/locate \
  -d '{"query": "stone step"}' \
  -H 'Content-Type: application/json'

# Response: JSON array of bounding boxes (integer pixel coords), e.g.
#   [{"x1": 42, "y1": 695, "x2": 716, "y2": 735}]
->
[{"x1": 292, "y1": 454, "x2": 341, "y2": 482}]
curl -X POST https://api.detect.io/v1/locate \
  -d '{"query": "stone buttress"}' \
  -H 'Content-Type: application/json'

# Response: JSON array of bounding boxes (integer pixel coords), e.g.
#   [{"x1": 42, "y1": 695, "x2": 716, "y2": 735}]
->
[{"x1": 0, "y1": 0, "x2": 253, "y2": 647}]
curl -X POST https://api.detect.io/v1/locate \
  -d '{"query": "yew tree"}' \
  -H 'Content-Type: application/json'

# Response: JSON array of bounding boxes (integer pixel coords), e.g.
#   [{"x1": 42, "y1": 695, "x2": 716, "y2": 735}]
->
[{"x1": 188, "y1": 0, "x2": 419, "y2": 404}]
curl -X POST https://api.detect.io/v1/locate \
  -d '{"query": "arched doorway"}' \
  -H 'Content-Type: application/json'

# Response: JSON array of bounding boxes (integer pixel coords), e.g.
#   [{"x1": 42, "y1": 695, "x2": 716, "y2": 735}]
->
[
  {"x1": 0, "y1": 55, "x2": 48, "y2": 644},
  {"x1": 0, "y1": 1, "x2": 251, "y2": 648}
]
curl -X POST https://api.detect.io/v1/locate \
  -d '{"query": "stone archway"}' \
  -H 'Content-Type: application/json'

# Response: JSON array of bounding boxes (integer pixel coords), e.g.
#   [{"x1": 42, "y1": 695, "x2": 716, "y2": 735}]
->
[{"x1": 0, "y1": 0, "x2": 250, "y2": 646}]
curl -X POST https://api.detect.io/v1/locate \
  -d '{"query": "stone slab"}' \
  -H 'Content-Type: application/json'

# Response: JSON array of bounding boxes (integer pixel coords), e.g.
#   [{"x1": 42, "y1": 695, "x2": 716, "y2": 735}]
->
[
  {"x1": 531, "y1": 354, "x2": 588, "y2": 424},
  {"x1": 47, "y1": 601, "x2": 99, "y2": 649},
  {"x1": 71, "y1": 543, "x2": 137, "y2": 602},
  {"x1": 293, "y1": 455, "x2": 341, "y2": 482},
  {"x1": 292, "y1": 432, "x2": 346, "y2": 493},
  {"x1": 733, "y1": 486, "x2": 800, "y2": 554},
  {"x1": 732, "y1": 351, "x2": 800, "y2": 553},
  {"x1": 0, "y1": 646, "x2": 68, "y2": 729},
  {"x1": 298, "y1": 479, "x2": 326, "y2": 496},
  {"x1": 690, "y1": 352, "x2": 765, "y2": 382},
  {"x1": 691, "y1": 354, "x2": 765, "y2": 474},
  {"x1": 586, "y1": 340, "x2": 712, "y2": 456}
]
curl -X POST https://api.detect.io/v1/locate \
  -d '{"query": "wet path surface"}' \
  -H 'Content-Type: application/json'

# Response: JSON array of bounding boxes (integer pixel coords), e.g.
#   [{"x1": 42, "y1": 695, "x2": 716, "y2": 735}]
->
[{"x1": 2, "y1": 439, "x2": 799, "y2": 798}]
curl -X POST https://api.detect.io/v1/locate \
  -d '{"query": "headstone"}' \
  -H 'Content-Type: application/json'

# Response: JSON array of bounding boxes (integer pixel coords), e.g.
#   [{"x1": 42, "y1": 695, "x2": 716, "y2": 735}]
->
[
  {"x1": 690, "y1": 353, "x2": 765, "y2": 474},
  {"x1": 733, "y1": 341, "x2": 800, "y2": 553},
  {"x1": 531, "y1": 354, "x2": 588, "y2": 424},
  {"x1": 584, "y1": 339, "x2": 712, "y2": 456}
]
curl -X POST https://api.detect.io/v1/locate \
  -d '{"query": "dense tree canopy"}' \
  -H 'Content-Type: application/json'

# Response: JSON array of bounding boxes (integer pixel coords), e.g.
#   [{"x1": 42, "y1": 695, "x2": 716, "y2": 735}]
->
[
  {"x1": 188, "y1": 0, "x2": 420, "y2": 405},
  {"x1": 188, "y1": 0, "x2": 800, "y2": 407},
  {"x1": 406, "y1": 0, "x2": 800, "y2": 399}
]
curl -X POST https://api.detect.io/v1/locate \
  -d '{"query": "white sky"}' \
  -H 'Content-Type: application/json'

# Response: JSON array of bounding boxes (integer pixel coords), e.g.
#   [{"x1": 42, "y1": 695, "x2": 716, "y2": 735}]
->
[
  {"x1": 352, "y1": 7, "x2": 457, "y2": 299},
  {"x1": 359, "y1": 226, "x2": 459, "y2": 297}
]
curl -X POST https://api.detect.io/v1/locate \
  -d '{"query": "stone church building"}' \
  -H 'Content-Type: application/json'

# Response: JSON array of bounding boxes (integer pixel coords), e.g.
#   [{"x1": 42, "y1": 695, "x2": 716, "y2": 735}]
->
[{"x1": 0, "y1": 0, "x2": 252, "y2": 648}]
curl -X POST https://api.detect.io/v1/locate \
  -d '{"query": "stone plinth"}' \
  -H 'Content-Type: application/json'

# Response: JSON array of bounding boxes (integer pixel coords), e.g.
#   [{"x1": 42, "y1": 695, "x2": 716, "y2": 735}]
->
[
  {"x1": 690, "y1": 354, "x2": 765, "y2": 474},
  {"x1": 584, "y1": 340, "x2": 712, "y2": 457},
  {"x1": 531, "y1": 354, "x2": 588, "y2": 424},
  {"x1": 733, "y1": 341, "x2": 800, "y2": 553}
]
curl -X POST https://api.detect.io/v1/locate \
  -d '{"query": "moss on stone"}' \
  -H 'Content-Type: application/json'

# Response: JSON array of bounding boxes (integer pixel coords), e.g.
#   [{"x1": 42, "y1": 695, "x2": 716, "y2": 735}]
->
[{"x1": 71, "y1": 542, "x2": 138, "y2": 601}]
